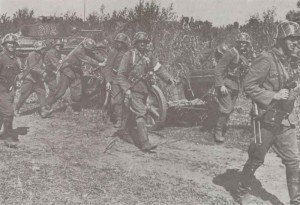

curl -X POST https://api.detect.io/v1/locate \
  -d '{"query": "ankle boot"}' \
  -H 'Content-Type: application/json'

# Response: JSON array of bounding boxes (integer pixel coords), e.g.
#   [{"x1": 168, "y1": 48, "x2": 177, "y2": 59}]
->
[
  {"x1": 135, "y1": 120, "x2": 157, "y2": 152},
  {"x1": 2, "y1": 116, "x2": 18, "y2": 142},
  {"x1": 213, "y1": 114, "x2": 228, "y2": 143}
]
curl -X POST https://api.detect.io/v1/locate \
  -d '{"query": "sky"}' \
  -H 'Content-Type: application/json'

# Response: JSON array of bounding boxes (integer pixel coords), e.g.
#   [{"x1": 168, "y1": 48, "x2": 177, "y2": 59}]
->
[{"x1": 0, "y1": 0, "x2": 298, "y2": 26}]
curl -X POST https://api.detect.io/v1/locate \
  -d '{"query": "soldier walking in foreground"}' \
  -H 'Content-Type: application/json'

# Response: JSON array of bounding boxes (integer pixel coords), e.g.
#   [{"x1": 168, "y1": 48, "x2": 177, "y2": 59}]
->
[
  {"x1": 44, "y1": 39, "x2": 63, "y2": 104},
  {"x1": 0, "y1": 34, "x2": 22, "y2": 143},
  {"x1": 46, "y1": 38, "x2": 105, "y2": 115},
  {"x1": 14, "y1": 40, "x2": 50, "y2": 117},
  {"x1": 213, "y1": 32, "x2": 254, "y2": 143},
  {"x1": 237, "y1": 21, "x2": 300, "y2": 205},
  {"x1": 103, "y1": 33, "x2": 131, "y2": 128},
  {"x1": 118, "y1": 32, "x2": 175, "y2": 152}
]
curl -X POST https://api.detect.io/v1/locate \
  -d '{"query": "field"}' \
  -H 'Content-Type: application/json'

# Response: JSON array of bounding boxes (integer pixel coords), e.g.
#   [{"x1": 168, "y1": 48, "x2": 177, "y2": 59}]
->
[{"x1": 0, "y1": 96, "x2": 293, "y2": 205}]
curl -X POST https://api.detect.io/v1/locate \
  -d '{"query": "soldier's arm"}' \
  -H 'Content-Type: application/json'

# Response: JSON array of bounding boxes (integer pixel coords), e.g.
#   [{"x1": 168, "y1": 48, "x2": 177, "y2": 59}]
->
[
  {"x1": 243, "y1": 56, "x2": 275, "y2": 106},
  {"x1": 76, "y1": 51, "x2": 100, "y2": 68},
  {"x1": 117, "y1": 52, "x2": 132, "y2": 92},
  {"x1": 45, "y1": 51, "x2": 60, "y2": 71},
  {"x1": 214, "y1": 51, "x2": 234, "y2": 87},
  {"x1": 102, "y1": 50, "x2": 117, "y2": 83},
  {"x1": 28, "y1": 53, "x2": 45, "y2": 76},
  {"x1": 151, "y1": 54, "x2": 173, "y2": 84}
]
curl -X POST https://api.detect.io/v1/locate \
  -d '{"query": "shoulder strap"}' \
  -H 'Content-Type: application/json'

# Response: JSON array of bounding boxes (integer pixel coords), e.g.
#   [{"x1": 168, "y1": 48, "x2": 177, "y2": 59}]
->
[{"x1": 269, "y1": 51, "x2": 283, "y2": 90}]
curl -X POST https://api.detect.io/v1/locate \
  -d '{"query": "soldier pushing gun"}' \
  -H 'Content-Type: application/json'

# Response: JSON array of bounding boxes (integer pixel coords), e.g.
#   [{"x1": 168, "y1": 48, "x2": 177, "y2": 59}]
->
[{"x1": 117, "y1": 32, "x2": 176, "y2": 152}]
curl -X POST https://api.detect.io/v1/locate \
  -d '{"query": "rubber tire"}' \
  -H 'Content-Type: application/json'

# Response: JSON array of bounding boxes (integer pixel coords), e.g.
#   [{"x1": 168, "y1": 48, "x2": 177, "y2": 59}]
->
[{"x1": 146, "y1": 85, "x2": 168, "y2": 131}]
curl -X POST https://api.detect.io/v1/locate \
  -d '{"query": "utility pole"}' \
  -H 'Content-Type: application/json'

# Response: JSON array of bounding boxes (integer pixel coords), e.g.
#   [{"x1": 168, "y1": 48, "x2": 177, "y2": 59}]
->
[{"x1": 83, "y1": 0, "x2": 86, "y2": 21}]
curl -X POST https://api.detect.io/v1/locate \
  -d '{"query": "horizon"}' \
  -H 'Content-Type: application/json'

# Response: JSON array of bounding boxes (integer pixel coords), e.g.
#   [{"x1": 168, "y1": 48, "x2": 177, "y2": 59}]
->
[{"x1": 0, "y1": 0, "x2": 298, "y2": 26}]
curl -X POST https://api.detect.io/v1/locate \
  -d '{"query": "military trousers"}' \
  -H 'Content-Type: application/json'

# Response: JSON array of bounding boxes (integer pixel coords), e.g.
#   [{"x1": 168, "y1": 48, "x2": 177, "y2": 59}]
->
[
  {"x1": 216, "y1": 88, "x2": 239, "y2": 114},
  {"x1": 48, "y1": 69, "x2": 82, "y2": 110},
  {"x1": 15, "y1": 79, "x2": 47, "y2": 111},
  {"x1": 44, "y1": 72, "x2": 57, "y2": 103},
  {"x1": 120, "y1": 92, "x2": 147, "y2": 133},
  {"x1": 0, "y1": 84, "x2": 15, "y2": 117},
  {"x1": 241, "y1": 124, "x2": 300, "y2": 203},
  {"x1": 110, "y1": 75, "x2": 124, "y2": 122}
]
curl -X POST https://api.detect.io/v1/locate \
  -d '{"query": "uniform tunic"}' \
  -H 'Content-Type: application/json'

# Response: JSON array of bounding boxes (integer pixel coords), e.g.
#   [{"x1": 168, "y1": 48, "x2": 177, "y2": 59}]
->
[
  {"x1": 16, "y1": 51, "x2": 47, "y2": 110},
  {"x1": 242, "y1": 47, "x2": 300, "y2": 204},
  {"x1": 0, "y1": 50, "x2": 21, "y2": 117}
]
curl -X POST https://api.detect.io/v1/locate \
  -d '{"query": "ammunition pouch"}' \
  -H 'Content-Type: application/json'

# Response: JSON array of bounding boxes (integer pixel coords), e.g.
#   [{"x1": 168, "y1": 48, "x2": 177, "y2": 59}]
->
[{"x1": 260, "y1": 108, "x2": 287, "y2": 127}]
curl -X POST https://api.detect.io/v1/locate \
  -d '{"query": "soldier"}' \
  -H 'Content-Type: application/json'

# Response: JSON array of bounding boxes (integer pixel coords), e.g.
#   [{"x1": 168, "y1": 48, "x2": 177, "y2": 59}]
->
[
  {"x1": 44, "y1": 39, "x2": 63, "y2": 104},
  {"x1": 213, "y1": 32, "x2": 253, "y2": 143},
  {"x1": 46, "y1": 38, "x2": 105, "y2": 115},
  {"x1": 14, "y1": 40, "x2": 50, "y2": 117},
  {"x1": 237, "y1": 21, "x2": 300, "y2": 204},
  {"x1": 118, "y1": 32, "x2": 175, "y2": 152},
  {"x1": 104, "y1": 33, "x2": 131, "y2": 128},
  {"x1": 0, "y1": 33, "x2": 22, "y2": 143}
]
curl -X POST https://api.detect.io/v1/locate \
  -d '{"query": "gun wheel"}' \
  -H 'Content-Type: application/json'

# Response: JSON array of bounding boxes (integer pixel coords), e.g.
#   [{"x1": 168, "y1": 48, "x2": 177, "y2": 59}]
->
[{"x1": 145, "y1": 85, "x2": 168, "y2": 131}]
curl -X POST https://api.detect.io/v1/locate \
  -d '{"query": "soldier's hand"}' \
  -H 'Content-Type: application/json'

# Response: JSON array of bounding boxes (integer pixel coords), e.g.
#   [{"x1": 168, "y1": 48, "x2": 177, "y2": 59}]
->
[
  {"x1": 106, "y1": 82, "x2": 111, "y2": 91},
  {"x1": 125, "y1": 90, "x2": 132, "y2": 99},
  {"x1": 220, "y1": 86, "x2": 229, "y2": 95},
  {"x1": 273, "y1": 89, "x2": 289, "y2": 100}
]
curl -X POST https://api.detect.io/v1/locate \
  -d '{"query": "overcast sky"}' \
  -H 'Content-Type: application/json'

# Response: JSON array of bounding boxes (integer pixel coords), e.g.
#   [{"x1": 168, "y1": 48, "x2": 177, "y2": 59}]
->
[{"x1": 0, "y1": 0, "x2": 298, "y2": 26}]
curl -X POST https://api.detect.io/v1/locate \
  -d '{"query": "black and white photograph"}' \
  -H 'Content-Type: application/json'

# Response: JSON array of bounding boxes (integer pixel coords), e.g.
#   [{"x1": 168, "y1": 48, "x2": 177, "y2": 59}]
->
[{"x1": 0, "y1": 0, "x2": 300, "y2": 204}]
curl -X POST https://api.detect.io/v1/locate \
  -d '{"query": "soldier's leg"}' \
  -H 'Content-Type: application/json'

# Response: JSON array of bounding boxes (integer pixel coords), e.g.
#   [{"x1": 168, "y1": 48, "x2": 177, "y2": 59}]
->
[
  {"x1": 15, "y1": 79, "x2": 34, "y2": 112},
  {"x1": 69, "y1": 74, "x2": 83, "y2": 113},
  {"x1": 111, "y1": 82, "x2": 124, "y2": 128},
  {"x1": 33, "y1": 82, "x2": 50, "y2": 117},
  {"x1": 273, "y1": 127, "x2": 300, "y2": 204},
  {"x1": 237, "y1": 125, "x2": 275, "y2": 200},
  {"x1": 214, "y1": 89, "x2": 235, "y2": 142},
  {"x1": 46, "y1": 78, "x2": 57, "y2": 103},
  {"x1": 47, "y1": 73, "x2": 71, "y2": 106},
  {"x1": 130, "y1": 92, "x2": 156, "y2": 152},
  {"x1": 0, "y1": 86, "x2": 17, "y2": 142},
  {"x1": 34, "y1": 82, "x2": 47, "y2": 108}
]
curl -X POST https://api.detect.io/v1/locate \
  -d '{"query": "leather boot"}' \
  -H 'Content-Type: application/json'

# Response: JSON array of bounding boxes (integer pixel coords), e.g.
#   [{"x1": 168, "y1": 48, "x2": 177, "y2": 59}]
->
[
  {"x1": 135, "y1": 119, "x2": 157, "y2": 152},
  {"x1": 286, "y1": 168, "x2": 300, "y2": 204},
  {"x1": 236, "y1": 163, "x2": 259, "y2": 203},
  {"x1": 2, "y1": 116, "x2": 18, "y2": 143},
  {"x1": 213, "y1": 114, "x2": 227, "y2": 143},
  {"x1": 113, "y1": 104, "x2": 123, "y2": 128}
]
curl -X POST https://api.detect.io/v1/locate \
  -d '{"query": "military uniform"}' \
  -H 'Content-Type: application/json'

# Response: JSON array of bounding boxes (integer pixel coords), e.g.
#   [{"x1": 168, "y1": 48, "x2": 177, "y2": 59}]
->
[
  {"x1": 213, "y1": 47, "x2": 243, "y2": 141},
  {"x1": 238, "y1": 47, "x2": 300, "y2": 204},
  {"x1": 44, "y1": 48, "x2": 61, "y2": 103},
  {"x1": 0, "y1": 49, "x2": 21, "y2": 141},
  {"x1": 0, "y1": 50, "x2": 21, "y2": 117},
  {"x1": 103, "y1": 48, "x2": 127, "y2": 125},
  {"x1": 47, "y1": 44, "x2": 100, "y2": 111},
  {"x1": 15, "y1": 50, "x2": 47, "y2": 112},
  {"x1": 118, "y1": 48, "x2": 172, "y2": 151}
]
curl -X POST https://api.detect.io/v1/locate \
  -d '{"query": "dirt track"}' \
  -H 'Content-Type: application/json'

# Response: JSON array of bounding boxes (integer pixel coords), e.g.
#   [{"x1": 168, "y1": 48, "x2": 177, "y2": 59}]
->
[{"x1": 0, "y1": 105, "x2": 291, "y2": 205}]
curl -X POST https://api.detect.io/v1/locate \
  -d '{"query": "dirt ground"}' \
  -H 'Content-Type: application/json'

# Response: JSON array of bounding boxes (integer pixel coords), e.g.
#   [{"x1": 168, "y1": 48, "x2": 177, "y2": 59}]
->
[{"x1": 0, "y1": 98, "x2": 294, "y2": 205}]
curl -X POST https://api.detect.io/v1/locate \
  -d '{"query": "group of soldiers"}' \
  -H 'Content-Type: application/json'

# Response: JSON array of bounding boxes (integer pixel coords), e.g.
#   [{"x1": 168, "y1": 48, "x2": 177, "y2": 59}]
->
[{"x1": 1, "y1": 19, "x2": 300, "y2": 204}]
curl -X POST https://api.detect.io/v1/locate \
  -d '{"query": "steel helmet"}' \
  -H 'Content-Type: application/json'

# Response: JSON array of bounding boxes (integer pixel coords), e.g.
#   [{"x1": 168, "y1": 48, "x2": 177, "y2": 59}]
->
[
  {"x1": 82, "y1": 38, "x2": 96, "y2": 50},
  {"x1": 114, "y1": 33, "x2": 131, "y2": 47},
  {"x1": 133, "y1": 32, "x2": 150, "y2": 45},
  {"x1": 276, "y1": 21, "x2": 300, "y2": 39},
  {"x1": 216, "y1": 43, "x2": 229, "y2": 55},
  {"x1": 34, "y1": 40, "x2": 47, "y2": 50},
  {"x1": 236, "y1": 32, "x2": 251, "y2": 44},
  {"x1": 2, "y1": 33, "x2": 19, "y2": 46}
]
